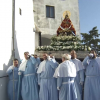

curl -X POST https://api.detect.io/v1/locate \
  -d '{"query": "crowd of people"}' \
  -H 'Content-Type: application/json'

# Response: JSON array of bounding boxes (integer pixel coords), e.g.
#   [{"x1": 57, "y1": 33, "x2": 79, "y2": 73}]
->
[{"x1": 6, "y1": 50, "x2": 100, "y2": 100}]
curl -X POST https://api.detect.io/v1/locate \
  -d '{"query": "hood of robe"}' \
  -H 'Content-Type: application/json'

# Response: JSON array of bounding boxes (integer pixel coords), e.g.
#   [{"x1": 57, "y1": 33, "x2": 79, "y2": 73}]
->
[
  {"x1": 37, "y1": 60, "x2": 47, "y2": 73},
  {"x1": 70, "y1": 58, "x2": 85, "y2": 72},
  {"x1": 53, "y1": 60, "x2": 76, "y2": 78}
]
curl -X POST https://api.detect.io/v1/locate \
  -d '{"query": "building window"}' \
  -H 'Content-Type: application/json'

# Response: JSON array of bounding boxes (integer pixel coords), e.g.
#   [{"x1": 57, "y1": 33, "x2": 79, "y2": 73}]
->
[{"x1": 46, "y1": 5, "x2": 55, "y2": 18}]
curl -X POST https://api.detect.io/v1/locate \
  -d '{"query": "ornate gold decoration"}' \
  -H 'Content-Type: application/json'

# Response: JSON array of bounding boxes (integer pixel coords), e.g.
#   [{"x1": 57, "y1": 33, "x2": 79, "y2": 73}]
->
[{"x1": 63, "y1": 11, "x2": 71, "y2": 18}]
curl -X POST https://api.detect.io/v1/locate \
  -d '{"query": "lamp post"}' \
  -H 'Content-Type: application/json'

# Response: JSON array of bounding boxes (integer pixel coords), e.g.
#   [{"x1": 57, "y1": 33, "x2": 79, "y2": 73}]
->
[
  {"x1": 12, "y1": 0, "x2": 15, "y2": 100},
  {"x1": 12, "y1": 0, "x2": 15, "y2": 60}
]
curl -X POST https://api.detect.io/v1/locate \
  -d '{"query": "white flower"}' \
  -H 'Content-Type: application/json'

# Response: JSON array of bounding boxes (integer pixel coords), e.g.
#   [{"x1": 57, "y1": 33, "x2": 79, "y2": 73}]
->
[
  {"x1": 88, "y1": 47, "x2": 91, "y2": 51},
  {"x1": 74, "y1": 42, "x2": 76, "y2": 45},
  {"x1": 41, "y1": 46, "x2": 43, "y2": 48}
]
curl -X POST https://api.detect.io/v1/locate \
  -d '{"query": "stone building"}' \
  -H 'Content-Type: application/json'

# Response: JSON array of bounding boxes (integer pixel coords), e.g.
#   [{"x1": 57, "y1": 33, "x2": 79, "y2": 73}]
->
[{"x1": 33, "y1": 0, "x2": 80, "y2": 46}]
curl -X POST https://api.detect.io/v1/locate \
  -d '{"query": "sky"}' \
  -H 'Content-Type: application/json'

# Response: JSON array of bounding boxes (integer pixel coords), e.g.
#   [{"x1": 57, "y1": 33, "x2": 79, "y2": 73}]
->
[{"x1": 79, "y1": 0, "x2": 100, "y2": 34}]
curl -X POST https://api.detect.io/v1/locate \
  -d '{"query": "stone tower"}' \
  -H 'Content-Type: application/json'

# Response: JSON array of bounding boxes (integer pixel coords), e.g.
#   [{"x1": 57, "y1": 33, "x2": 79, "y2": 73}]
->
[{"x1": 33, "y1": 0, "x2": 80, "y2": 45}]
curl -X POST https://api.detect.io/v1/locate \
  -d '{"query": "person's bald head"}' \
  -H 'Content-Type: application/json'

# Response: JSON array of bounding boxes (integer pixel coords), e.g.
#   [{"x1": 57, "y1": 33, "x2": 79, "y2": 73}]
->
[
  {"x1": 24, "y1": 52, "x2": 29, "y2": 60},
  {"x1": 70, "y1": 50, "x2": 77, "y2": 59}
]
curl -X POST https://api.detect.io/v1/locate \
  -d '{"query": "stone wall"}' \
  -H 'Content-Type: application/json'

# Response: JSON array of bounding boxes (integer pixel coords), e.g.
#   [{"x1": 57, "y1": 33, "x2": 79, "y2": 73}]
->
[
  {"x1": 33, "y1": 0, "x2": 80, "y2": 43},
  {"x1": 35, "y1": 51, "x2": 89, "y2": 59}
]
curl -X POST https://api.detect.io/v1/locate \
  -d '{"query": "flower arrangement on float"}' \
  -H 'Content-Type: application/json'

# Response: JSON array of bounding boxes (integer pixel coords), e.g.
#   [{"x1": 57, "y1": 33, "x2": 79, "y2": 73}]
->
[{"x1": 36, "y1": 35, "x2": 91, "y2": 51}]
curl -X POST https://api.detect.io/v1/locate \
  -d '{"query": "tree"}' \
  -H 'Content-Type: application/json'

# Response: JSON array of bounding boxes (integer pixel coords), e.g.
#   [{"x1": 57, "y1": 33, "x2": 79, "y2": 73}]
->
[{"x1": 81, "y1": 26, "x2": 100, "y2": 51}]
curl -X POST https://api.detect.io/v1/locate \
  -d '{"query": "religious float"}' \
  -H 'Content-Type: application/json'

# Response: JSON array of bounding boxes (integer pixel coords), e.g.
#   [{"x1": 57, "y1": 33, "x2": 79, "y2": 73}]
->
[{"x1": 35, "y1": 11, "x2": 91, "y2": 60}]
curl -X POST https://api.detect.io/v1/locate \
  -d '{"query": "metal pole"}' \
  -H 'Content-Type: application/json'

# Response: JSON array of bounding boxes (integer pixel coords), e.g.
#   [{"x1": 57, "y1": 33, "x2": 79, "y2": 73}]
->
[
  {"x1": 17, "y1": 71, "x2": 21, "y2": 100},
  {"x1": 12, "y1": 0, "x2": 15, "y2": 59},
  {"x1": 13, "y1": 69, "x2": 15, "y2": 100},
  {"x1": 12, "y1": 0, "x2": 15, "y2": 100}
]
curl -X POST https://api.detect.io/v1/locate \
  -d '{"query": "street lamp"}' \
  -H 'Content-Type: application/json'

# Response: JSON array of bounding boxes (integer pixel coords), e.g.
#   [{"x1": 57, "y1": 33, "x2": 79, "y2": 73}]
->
[
  {"x1": 12, "y1": 0, "x2": 15, "y2": 100},
  {"x1": 12, "y1": 0, "x2": 15, "y2": 60}
]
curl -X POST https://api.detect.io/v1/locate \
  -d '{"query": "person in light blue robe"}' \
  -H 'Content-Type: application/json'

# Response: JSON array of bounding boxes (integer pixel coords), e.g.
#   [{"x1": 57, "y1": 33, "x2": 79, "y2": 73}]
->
[
  {"x1": 33, "y1": 54, "x2": 41, "y2": 91},
  {"x1": 54, "y1": 54, "x2": 77, "y2": 100},
  {"x1": 7, "y1": 59, "x2": 22, "y2": 100},
  {"x1": 19, "y1": 52, "x2": 39, "y2": 100},
  {"x1": 48, "y1": 52, "x2": 59, "y2": 64},
  {"x1": 83, "y1": 50, "x2": 100, "y2": 100},
  {"x1": 70, "y1": 50, "x2": 85, "y2": 100},
  {"x1": 37, "y1": 53, "x2": 58, "y2": 100},
  {"x1": 33, "y1": 54, "x2": 41, "y2": 71}
]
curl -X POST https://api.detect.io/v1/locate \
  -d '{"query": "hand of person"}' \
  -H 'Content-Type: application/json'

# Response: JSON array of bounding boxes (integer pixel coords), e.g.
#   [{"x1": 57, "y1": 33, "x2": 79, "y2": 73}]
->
[
  {"x1": 49, "y1": 54, "x2": 53, "y2": 58},
  {"x1": 57, "y1": 87, "x2": 60, "y2": 90},
  {"x1": 88, "y1": 53, "x2": 93, "y2": 59},
  {"x1": 18, "y1": 72, "x2": 21, "y2": 75},
  {"x1": 52, "y1": 56, "x2": 55, "y2": 59},
  {"x1": 27, "y1": 55, "x2": 31, "y2": 58},
  {"x1": 12, "y1": 66, "x2": 15, "y2": 69},
  {"x1": 48, "y1": 56, "x2": 51, "y2": 60}
]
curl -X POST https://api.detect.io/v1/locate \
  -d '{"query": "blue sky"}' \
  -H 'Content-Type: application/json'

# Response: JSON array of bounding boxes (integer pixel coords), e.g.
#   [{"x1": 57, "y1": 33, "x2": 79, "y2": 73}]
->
[{"x1": 79, "y1": 0, "x2": 100, "y2": 34}]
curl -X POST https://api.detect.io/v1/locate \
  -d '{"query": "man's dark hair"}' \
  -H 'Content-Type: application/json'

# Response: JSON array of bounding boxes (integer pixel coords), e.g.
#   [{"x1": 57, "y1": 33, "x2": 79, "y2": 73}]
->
[
  {"x1": 13, "y1": 58, "x2": 18, "y2": 62},
  {"x1": 48, "y1": 52, "x2": 52, "y2": 55},
  {"x1": 34, "y1": 54, "x2": 37, "y2": 56}
]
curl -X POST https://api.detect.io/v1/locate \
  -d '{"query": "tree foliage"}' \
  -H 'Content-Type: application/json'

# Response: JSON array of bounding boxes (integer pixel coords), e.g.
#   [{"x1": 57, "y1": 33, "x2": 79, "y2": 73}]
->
[{"x1": 81, "y1": 26, "x2": 100, "y2": 50}]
